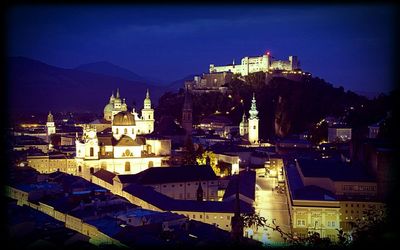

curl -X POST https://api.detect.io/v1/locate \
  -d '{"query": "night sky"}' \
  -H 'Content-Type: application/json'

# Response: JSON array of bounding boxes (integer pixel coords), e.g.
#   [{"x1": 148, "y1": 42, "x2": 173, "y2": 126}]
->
[{"x1": 7, "y1": 4, "x2": 397, "y2": 94}]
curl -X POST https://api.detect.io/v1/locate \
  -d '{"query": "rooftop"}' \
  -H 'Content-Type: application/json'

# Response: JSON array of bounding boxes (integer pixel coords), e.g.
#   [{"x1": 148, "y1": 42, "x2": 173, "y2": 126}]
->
[
  {"x1": 296, "y1": 158, "x2": 375, "y2": 182},
  {"x1": 286, "y1": 164, "x2": 337, "y2": 202},
  {"x1": 117, "y1": 165, "x2": 218, "y2": 185}
]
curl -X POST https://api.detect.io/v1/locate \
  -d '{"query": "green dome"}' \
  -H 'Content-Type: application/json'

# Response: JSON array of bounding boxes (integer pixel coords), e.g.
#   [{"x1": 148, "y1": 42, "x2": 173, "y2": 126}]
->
[{"x1": 104, "y1": 103, "x2": 114, "y2": 113}]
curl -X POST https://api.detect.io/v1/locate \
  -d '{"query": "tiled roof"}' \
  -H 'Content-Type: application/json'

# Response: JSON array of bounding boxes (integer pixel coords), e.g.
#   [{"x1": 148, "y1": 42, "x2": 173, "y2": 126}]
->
[
  {"x1": 92, "y1": 169, "x2": 116, "y2": 184},
  {"x1": 223, "y1": 170, "x2": 256, "y2": 201},
  {"x1": 123, "y1": 184, "x2": 254, "y2": 213},
  {"x1": 114, "y1": 135, "x2": 143, "y2": 147},
  {"x1": 117, "y1": 165, "x2": 217, "y2": 185},
  {"x1": 297, "y1": 158, "x2": 375, "y2": 182}
]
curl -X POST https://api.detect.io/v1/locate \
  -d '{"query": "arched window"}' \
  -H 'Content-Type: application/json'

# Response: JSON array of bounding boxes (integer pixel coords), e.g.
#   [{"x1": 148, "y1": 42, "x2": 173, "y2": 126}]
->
[
  {"x1": 116, "y1": 128, "x2": 119, "y2": 134},
  {"x1": 125, "y1": 162, "x2": 131, "y2": 172},
  {"x1": 124, "y1": 128, "x2": 127, "y2": 134},
  {"x1": 132, "y1": 128, "x2": 134, "y2": 134},
  {"x1": 90, "y1": 147, "x2": 94, "y2": 157},
  {"x1": 148, "y1": 115, "x2": 151, "y2": 119},
  {"x1": 148, "y1": 161, "x2": 154, "y2": 167},
  {"x1": 78, "y1": 166, "x2": 82, "y2": 172},
  {"x1": 90, "y1": 167, "x2": 94, "y2": 174}
]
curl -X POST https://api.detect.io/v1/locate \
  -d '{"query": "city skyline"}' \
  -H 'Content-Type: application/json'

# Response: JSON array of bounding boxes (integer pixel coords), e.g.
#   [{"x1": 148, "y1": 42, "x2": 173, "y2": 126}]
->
[{"x1": 7, "y1": 4, "x2": 397, "y2": 94}]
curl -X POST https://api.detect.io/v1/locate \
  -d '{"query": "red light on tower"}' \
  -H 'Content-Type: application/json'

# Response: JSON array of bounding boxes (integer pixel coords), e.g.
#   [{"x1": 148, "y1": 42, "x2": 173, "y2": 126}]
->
[{"x1": 265, "y1": 51, "x2": 270, "y2": 56}]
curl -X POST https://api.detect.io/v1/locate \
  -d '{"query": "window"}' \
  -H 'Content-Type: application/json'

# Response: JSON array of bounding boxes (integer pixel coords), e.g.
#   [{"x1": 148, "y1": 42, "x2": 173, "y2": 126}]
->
[
  {"x1": 163, "y1": 185, "x2": 167, "y2": 188},
  {"x1": 206, "y1": 215, "x2": 209, "y2": 219},
  {"x1": 124, "y1": 128, "x2": 127, "y2": 134},
  {"x1": 116, "y1": 128, "x2": 119, "y2": 134},
  {"x1": 148, "y1": 161, "x2": 154, "y2": 167},
  {"x1": 90, "y1": 147, "x2": 94, "y2": 157},
  {"x1": 200, "y1": 215, "x2": 202, "y2": 219},
  {"x1": 132, "y1": 128, "x2": 134, "y2": 134},
  {"x1": 125, "y1": 162, "x2": 130, "y2": 172},
  {"x1": 148, "y1": 115, "x2": 151, "y2": 119},
  {"x1": 193, "y1": 214, "x2": 196, "y2": 219},
  {"x1": 172, "y1": 185, "x2": 175, "y2": 187},
  {"x1": 180, "y1": 184, "x2": 183, "y2": 187},
  {"x1": 253, "y1": 126, "x2": 256, "y2": 129}
]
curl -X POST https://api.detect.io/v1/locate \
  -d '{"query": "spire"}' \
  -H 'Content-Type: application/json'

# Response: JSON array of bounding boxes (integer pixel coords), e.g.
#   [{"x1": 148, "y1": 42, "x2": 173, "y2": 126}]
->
[
  {"x1": 109, "y1": 91, "x2": 115, "y2": 104},
  {"x1": 249, "y1": 93, "x2": 259, "y2": 119},
  {"x1": 116, "y1": 88, "x2": 120, "y2": 99},
  {"x1": 144, "y1": 89, "x2": 151, "y2": 109},
  {"x1": 183, "y1": 87, "x2": 192, "y2": 111},
  {"x1": 233, "y1": 59, "x2": 235, "y2": 65},
  {"x1": 47, "y1": 111, "x2": 54, "y2": 123},
  {"x1": 197, "y1": 180, "x2": 203, "y2": 201}
]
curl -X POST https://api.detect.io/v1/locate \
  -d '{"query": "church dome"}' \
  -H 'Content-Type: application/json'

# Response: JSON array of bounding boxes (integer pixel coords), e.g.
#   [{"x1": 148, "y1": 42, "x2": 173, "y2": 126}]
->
[
  {"x1": 104, "y1": 103, "x2": 114, "y2": 113},
  {"x1": 113, "y1": 111, "x2": 135, "y2": 126}
]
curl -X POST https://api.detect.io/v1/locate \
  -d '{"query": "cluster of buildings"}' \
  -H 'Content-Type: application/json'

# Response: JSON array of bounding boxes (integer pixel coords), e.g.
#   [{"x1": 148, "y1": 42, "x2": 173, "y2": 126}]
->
[
  {"x1": 9, "y1": 51, "x2": 393, "y2": 247},
  {"x1": 185, "y1": 51, "x2": 312, "y2": 94},
  {"x1": 6, "y1": 167, "x2": 240, "y2": 248}
]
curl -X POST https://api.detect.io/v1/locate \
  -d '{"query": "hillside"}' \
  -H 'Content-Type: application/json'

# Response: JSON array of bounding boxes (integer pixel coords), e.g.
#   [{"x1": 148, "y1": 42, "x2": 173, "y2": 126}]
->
[
  {"x1": 156, "y1": 72, "x2": 393, "y2": 139},
  {"x1": 75, "y1": 61, "x2": 154, "y2": 84},
  {"x1": 6, "y1": 57, "x2": 165, "y2": 113}
]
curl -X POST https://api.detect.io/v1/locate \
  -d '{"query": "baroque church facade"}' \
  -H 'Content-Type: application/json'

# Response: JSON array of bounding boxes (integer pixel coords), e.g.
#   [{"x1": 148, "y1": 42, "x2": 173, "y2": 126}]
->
[{"x1": 75, "y1": 89, "x2": 170, "y2": 178}]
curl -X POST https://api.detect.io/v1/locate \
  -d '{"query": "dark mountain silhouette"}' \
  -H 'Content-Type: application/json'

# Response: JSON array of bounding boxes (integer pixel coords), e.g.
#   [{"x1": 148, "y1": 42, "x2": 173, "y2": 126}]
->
[
  {"x1": 7, "y1": 57, "x2": 165, "y2": 114},
  {"x1": 75, "y1": 61, "x2": 161, "y2": 85}
]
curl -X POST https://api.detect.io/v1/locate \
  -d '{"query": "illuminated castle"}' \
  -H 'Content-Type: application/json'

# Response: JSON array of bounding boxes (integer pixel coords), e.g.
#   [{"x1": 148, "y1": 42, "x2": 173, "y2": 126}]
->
[{"x1": 209, "y1": 51, "x2": 300, "y2": 76}]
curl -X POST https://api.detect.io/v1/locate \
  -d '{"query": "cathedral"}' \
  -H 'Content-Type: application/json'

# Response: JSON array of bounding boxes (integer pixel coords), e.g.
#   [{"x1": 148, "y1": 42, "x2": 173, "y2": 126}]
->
[
  {"x1": 75, "y1": 89, "x2": 171, "y2": 178},
  {"x1": 239, "y1": 93, "x2": 259, "y2": 144}
]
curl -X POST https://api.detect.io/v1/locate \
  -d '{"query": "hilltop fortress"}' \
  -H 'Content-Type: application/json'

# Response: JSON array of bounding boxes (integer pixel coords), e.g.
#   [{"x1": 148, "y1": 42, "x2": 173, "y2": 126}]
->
[{"x1": 209, "y1": 52, "x2": 300, "y2": 76}]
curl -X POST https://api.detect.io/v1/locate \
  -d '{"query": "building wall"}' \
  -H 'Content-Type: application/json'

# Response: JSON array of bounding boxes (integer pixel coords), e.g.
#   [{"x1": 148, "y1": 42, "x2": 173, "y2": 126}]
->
[
  {"x1": 173, "y1": 210, "x2": 234, "y2": 231},
  {"x1": 27, "y1": 156, "x2": 77, "y2": 174},
  {"x1": 248, "y1": 118, "x2": 259, "y2": 144},
  {"x1": 150, "y1": 180, "x2": 219, "y2": 201},
  {"x1": 291, "y1": 204, "x2": 340, "y2": 240},
  {"x1": 328, "y1": 128, "x2": 352, "y2": 143},
  {"x1": 112, "y1": 125, "x2": 136, "y2": 140},
  {"x1": 339, "y1": 201, "x2": 385, "y2": 232},
  {"x1": 146, "y1": 139, "x2": 172, "y2": 156}
]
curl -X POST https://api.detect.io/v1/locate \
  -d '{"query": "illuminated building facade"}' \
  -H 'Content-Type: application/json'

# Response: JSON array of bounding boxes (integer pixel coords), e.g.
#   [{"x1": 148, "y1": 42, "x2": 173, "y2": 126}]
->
[
  {"x1": 209, "y1": 52, "x2": 300, "y2": 76},
  {"x1": 74, "y1": 89, "x2": 169, "y2": 178}
]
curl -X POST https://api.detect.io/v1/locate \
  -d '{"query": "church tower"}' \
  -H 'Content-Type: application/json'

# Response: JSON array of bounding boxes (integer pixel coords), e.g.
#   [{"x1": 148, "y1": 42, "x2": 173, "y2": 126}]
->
[
  {"x1": 182, "y1": 88, "x2": 193, "y2": 136},
  {"x1": 141, "y1": 89, "x2": 154, "y2": 133},
  {"x1": 46, "y1": 111, "x2": 56, "y2": 139},
  {"x1": 239, "y1": 111, "x2": 248, "y2": 136},
  {"x1": 248, "y1": 93, "x2": 259, "y2": 144}
]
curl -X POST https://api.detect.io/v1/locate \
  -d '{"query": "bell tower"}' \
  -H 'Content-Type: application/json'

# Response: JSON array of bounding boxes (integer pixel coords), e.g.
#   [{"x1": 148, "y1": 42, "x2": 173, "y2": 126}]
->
[{"x1": 248, "y1": 93, "x2": 259, "y2": 144}]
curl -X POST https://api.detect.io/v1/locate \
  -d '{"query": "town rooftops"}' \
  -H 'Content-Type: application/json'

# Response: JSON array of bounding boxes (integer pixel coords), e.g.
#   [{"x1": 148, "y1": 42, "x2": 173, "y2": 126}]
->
[
  {"x1": 93, "y1": 169, "x2": 117, "y2": 184},
  {"x1": 123, "y1": 184, "x2": 254, "y2": 213},
  {"x1": 117, "y1": 165, "x2": 218, "y2": 185},
  {"x1": 296, "y1": 158, "x2": 375, "y2": 182},
  {"x1": 199, "y1": 115, "x2": 232, "y2": 125},
  {"x1": 223, "y1": 170, "x2": 256, "y2": 201},
  {"x1": 286, "y1": 163, "x2": 337, "y2": 202}
]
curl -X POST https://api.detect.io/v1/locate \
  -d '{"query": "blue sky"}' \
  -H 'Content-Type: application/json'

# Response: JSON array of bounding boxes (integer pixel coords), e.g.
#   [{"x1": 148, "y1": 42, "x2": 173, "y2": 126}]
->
[{"x1": 7, "y1": 4, "x2": 397, "y2": 94}]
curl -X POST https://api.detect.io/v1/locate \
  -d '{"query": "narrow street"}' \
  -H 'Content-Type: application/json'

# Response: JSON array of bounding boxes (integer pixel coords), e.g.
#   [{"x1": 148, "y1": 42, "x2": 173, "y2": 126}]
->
[{"x1": 250, "y1": 175, "x2": 291, "y2": 245}]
